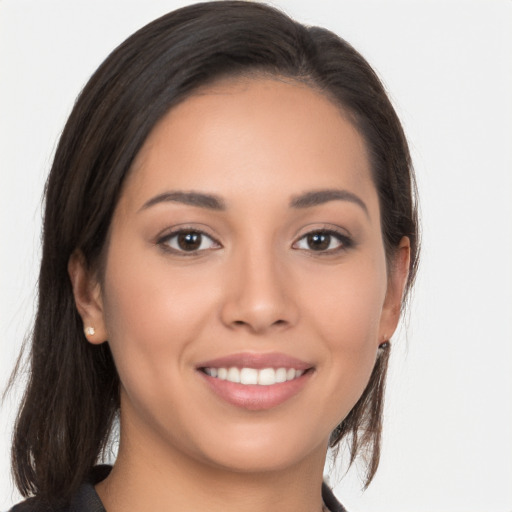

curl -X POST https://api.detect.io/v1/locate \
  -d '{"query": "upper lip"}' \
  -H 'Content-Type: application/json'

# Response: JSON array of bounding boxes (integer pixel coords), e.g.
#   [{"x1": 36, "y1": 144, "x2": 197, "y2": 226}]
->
[{"x1": 196, "y1": 352, "x2": 313, "y2": 371}]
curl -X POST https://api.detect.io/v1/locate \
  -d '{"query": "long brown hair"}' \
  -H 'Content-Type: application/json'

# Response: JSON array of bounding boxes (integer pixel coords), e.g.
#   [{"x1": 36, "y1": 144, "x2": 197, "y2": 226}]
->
[{"x1": 10, "y1": 1, "x2": 419, "y2": 506}]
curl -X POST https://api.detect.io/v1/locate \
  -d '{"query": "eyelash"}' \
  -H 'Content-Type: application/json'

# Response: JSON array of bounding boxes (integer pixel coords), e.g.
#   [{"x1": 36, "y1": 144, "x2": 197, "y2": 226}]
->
[
  {"x1": 156, "y1": 227, "x2": 353, "y2": 256},
  {"x1": 293, "y1": 229, "x2": 354, "y2": 255},
  {"x1": 157, "y1": 227, "x2": 220, "y2": 256}
]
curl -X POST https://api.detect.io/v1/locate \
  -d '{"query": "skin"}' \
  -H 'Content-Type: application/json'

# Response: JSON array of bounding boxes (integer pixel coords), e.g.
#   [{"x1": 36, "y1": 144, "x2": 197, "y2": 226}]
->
[{"x1": 69, "y1": 77, "x2": 410, "y2": 512}]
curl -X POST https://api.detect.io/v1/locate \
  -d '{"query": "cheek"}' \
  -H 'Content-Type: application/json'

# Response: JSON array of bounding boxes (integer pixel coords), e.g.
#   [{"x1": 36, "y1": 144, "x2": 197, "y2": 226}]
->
[
  {"x1": 307, "y1": 255, "x2": 387, "y2": 347},
  {"x1": 100, "y1": 244, "x2": 219, "y2": 388},
  {"x1": 302, "y1": 256, "x2": 387, "y2": 415},
  {"x1": 99, "y1": 248, "x2": 226, "y2": 451}
]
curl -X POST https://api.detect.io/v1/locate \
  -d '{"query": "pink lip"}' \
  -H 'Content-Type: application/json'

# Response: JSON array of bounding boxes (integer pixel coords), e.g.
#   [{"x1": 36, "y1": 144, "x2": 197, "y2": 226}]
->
[
  {"x1": 196, "y1": 352, "x2": 312, "y2": 370},
  {"x1": 196, "y1": 352, "x2": 314, "y2": 411}
]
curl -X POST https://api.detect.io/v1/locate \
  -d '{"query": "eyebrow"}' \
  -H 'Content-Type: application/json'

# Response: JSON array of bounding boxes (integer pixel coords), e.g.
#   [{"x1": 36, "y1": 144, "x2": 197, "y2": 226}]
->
[
  {"x1": 139, "y1": 191, "x2": 226, "y2": 212},
  {"x1": 289, "y1": 189, "x2": 369, "y2": 216},
  {"x1": 139, "y1": 188, "x2": 368, "y2": 215}
]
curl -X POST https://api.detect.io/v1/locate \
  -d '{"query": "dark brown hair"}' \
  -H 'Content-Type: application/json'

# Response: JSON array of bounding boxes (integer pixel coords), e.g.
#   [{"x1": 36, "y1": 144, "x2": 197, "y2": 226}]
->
[{"x1": 10, "y1": 1, "x2": 419, "y2": 506}]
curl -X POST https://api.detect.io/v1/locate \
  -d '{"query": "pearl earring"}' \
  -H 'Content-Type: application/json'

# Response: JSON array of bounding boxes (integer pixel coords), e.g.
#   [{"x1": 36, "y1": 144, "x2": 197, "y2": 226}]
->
[{"x1": 84, "y1": 326, "x2": 96, "y2": 337}]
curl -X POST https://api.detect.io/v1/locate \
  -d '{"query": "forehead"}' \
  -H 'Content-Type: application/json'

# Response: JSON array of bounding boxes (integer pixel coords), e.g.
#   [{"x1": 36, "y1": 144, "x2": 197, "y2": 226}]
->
[{"x1": 123, "y1": 76, "x2": 377, "y2": 213}]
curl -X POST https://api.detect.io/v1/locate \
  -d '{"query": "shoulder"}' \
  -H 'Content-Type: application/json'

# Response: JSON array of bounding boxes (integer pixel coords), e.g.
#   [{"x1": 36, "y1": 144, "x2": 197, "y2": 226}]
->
[
  {"x1": 322, "y1": 481, "x2": 349, "y2": 512},
  {"x1": 8, "y1": 466, "x2": 110, "y2": 512},
  {"x1": 8, "y1": 498, "x2": 62, "y2": 512}
]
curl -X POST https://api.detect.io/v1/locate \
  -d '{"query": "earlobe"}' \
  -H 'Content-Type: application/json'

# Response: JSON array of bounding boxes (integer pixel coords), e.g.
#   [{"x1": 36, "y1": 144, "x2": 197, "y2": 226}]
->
[
  {"x1": 68, "y1": 250, "x2": 108, "y2": 345},
  {"x1": 378, "y1": 237, "x2": 411, "y2": 344}
]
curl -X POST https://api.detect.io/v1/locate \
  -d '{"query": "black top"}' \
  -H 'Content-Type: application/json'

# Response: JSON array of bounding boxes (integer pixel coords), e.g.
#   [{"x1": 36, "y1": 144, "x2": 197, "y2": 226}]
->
[{"x1": 10, "y1": 465, "x2": 348, "y2": 512}]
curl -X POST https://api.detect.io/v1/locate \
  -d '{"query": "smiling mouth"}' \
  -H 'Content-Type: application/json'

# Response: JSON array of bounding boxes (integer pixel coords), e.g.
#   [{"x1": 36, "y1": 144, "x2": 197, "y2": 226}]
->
[
  {"x1": 196, "y1": 353, "x2": 314, "y2": 409},
  {"x1": 200, "y1": 367, "x2": 306, "y2": 386}
]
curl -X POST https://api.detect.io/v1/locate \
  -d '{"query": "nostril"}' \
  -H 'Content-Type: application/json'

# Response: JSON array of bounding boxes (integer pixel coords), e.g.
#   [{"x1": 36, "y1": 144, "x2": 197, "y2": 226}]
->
[{"x1": 230, "y1": 318, "x2": 288, "y2": 332}]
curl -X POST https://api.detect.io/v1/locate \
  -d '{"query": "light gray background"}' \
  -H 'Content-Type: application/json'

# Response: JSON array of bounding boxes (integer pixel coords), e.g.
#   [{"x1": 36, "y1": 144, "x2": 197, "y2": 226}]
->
[{"x1": 1, "y1": 1, "x2": 511, "y2": 511}]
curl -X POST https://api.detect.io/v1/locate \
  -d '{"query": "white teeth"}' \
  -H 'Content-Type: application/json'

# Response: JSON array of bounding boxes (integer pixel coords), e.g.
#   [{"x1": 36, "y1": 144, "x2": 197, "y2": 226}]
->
[
  {"x1": 275, "y1": 368, "x2": 287, "y2": 383},
  {"x1": 240, "y1": 368, "x2": 258, "y2": 385},
  {"x1": 227, "y1": 367, "x2": 240, "y2": 383},
  {"x1": 258, "y1": 368, "x2": 275, "y2": 385},
  {"x1": 204, "y1": 366, "x2": 305, "y2": 385}
]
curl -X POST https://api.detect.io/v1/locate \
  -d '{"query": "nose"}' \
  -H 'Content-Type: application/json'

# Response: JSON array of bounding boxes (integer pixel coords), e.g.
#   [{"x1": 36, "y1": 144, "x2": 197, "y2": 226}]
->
[{"x1": 220, "y1": 247, "x2": 299, "y2": 334}]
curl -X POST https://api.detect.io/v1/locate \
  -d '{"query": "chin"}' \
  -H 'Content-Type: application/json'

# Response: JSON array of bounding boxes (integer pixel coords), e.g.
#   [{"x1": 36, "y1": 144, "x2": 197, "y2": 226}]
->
[{"x1": 179, "y1": 418, "x2": 331, "y2": 475}]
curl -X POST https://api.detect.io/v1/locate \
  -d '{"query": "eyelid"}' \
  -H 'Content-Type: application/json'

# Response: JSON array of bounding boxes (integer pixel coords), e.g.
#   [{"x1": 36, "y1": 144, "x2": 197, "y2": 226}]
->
[
  {"x1": 292, "y1": 225, "x2": 354, "y2": 254},
  {"x1": 293, "y1": 222, "x2": 352, "y2": 239},
  {"x1": 156, "y1": 225, "x2": 222, "y2": 255}
]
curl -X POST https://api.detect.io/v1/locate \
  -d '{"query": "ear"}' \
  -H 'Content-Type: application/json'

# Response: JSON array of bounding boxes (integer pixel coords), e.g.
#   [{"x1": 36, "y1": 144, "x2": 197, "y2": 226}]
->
[
  {"x1": 378, "y1": 236, "x2": 411, "y2": 344},
  {"x1": 68, "y1": 250, "x2": 108, "y2": 345}
]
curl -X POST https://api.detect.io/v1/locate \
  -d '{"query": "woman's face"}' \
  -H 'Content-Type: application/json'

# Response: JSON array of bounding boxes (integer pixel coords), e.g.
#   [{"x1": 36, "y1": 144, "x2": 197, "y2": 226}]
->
[{"x1": 77, "y1": 77, "x2": 408, "y2": 474}]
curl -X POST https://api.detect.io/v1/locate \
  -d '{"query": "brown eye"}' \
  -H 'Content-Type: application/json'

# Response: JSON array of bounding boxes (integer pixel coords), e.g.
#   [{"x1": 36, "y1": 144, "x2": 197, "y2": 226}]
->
[
  {"x1": 293, "y1": 229, "x2": 351, "y2": 253},
  {"x1": 306, "y1": 232, "x2": 331, "y2": 251},
  {"x1": 177, "y1": 232, "x2": 202, "y2": 251},
  {"x1": 160, "y1": 229, "x2": 220, "y2": 254}
]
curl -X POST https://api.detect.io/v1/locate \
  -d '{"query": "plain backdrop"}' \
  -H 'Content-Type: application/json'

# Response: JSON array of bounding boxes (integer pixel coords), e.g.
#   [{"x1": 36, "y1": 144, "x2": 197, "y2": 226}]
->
[{"x1": 1, "y1": 1, "x2": 511, "y2": 511}]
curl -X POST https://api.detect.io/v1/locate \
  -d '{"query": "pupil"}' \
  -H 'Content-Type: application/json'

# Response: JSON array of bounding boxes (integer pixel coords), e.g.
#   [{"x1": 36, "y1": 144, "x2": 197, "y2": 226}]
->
[
  {"x1": 308, "y1": 233, "x2": 330, "y2": 251},
  {"x1": 178, "y1": 232, "x2": 201, "y2": 251}
]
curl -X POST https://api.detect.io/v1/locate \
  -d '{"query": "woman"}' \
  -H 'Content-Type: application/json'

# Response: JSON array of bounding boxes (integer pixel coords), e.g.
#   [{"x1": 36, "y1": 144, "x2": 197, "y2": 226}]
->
[{"x1": 9, "y1": 2, "x2": 419, "y2": 511}]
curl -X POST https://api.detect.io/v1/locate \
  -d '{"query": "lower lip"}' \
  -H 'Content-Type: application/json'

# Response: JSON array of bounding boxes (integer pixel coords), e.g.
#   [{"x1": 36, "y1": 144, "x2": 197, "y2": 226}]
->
[{"x1": 199, "y1": 371, "x2": 312, "y2": 411}]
